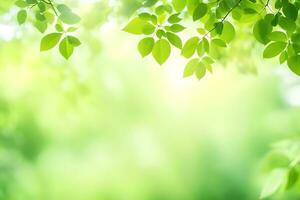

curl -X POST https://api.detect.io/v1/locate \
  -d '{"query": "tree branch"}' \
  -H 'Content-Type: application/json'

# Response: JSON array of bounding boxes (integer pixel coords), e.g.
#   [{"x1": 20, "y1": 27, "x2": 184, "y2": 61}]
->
[
  {"x1": 44, "y1": 0, "x2": 58, "y2": 16},
  {"x1": 202, "y1": 0, "x2": 243, "y2": 40}
]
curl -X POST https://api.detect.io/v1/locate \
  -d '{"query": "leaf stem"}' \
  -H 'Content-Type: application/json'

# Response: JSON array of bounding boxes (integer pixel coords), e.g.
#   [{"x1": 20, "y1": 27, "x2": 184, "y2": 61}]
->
[
  {"x1": 202, "y1": 0, "x2": 242, "y2": 40},
  {"x1": 42, "y1": 0, "x2": 58, "y2": 16}
]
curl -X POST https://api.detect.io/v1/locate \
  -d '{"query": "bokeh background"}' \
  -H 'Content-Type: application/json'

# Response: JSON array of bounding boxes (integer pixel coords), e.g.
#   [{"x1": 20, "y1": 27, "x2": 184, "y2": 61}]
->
[{"x1": 1, "y1": 0, "x2": 300, "y2": 199}]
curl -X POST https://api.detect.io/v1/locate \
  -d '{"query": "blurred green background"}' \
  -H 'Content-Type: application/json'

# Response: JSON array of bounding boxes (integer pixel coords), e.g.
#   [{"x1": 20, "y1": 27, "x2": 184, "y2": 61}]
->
[{"x1": 1, "y1": 0, "x2": 300, "y2": 199}]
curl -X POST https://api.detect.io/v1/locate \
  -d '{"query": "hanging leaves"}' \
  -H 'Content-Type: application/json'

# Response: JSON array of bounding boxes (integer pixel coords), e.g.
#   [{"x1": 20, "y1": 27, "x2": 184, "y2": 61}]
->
[
  {"x1": 12, "y1": 0, "x2": 300, "y2": 78},
  {"x1": 14, "y1": 0, "x2": 81, "y2": 59}
]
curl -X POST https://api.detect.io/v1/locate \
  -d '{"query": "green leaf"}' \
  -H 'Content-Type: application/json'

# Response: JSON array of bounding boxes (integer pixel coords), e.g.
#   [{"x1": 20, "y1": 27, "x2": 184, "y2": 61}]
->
[
  {"x1": 35, "y1": 12, "x2": 46, "y2": 21},
  {"x1": 150, "y1": 15, "x2": 158, "y2": 24},
  {"x1": 15, "y1": 0, "x2": 28, "y2": 8},
  {"x1": 260, "y1": 169, "x2": 287, "y2": 199},
  {"x1": 59, "y1": 12, "x2": 81, "y2": 25},
  {"x1": 202, "y1": 56, "x2": 214, "y2": 65},
  {"x1": 166, "y1": 32, "x2": 182, "y2": 49},
  {"x1": 193, "y1": 3, "x2": 208, "y2": 21},
  {"x1": 26, "y1": 0, "x2": 37, "y2": 4},
  {"x1": 181, "y1": 37, "x2": 199, "y2": 58},
  {"x1": 268, "y1": 31, "x2": 287, "y2": 42},
  {"x1": 287, "y1": 43, "x2": 295, "y2": 55},
  {"x1": 156, "y1": 30, "x2": 166, "y2": 38},
  {"x1": 55, "y1": 23, "x2": 64, "y2": 32},
  {"x1": 183, "y1": 58, "x2": 199, "y2": 77},
  {"x1": 123, "y1": 17, "x2": 153, "y2": 35},
  {"x1": 197, "y1": 41, "x2": 204, "y2": 57},
  {"x1": 38, "y1": 2, "x2": 46, "y2": 12},
  {"x1": 143, "y1": 24, "x2": 156, "y2": 35},
  {"x1": 34, "y1": 20, "x2": 48, "y2": 33},
  {"x1": 288, "y1": 55, "x2": 300, "y2": 76},
  {"x1": 67, "y1": 27, "x2": 78, "y2": 32},
  {"x1": 212, "y1": 39, "x2": 227, "y2": 47},
  {"x1": 205, "y1": 63, "x2": 213, "y2": 73},
  {"x1": 138, "y1": 37, "x2": 155, "y2": 57},
  {"x1": 203, "y1": 38, "x2": 210, "y2": 53},
  {"x1": 155, "y1": 5, "x2": 172, "y2": 15},
  {"x1": 197, "y1": 28, "x2": 206, "y2": 35},
  {"x1": 67, "y1": 36, "x2": 81, "y2": 47},
  {"x1": 196, "y1": 62, "x2": 206, "y2": 80},
  {"x1": 44, "y1": 12, "x2": 55, "y2": 24},
  {"x1": 168, "y1": 13, "x2": 182, "y2": 24},
  {"x1": 279, "y1": 51, "x2": 288, "y2": 64},
  {"x1": 286, "y1": 168, "x2": 298, "y2": 190},
  {"x1": 172, "y1": 0, "x2": 186, "y2": 12},
  {"x1": 169, "y1": 24, "x2": 186, "y2": 32},
  {"x1": 283, "y1": 2, "x2": 298, "y2": 21},
  {"x1": 292, "y1": 43, "x2": 300, "y2": 53},
  {"x1": 244, "y1": 8, "x2": 257, "y2": 14},
  {"x1": 271, "y1": 13, "x2": 280, "y2": 26},
  {"x1": 275, "y1": 0, "x2": 282, "y2": 9},
  {"x1": 59, "y1": 37, "x2": 74, "y2": 59},
  {"x1": 224, "y1": 0, "x2": 239, "y2": 8},
  {"x1": 263, "y1": 42, "x2": 286, "y2": 58},
  {"x1": 220, "y1": 21, "x2": 235, "y2": 43},
  {"x1": 265, "y1": 151, "x2": 290, "y2": 170},
  {"x1": 215, "y1": 22, "x2": 224, "y2": 35},
  {"x1": 56, "y1": 4, "x2": 80, "y2": 25},
  {"x1": 17, "y1": 10, "x2": 27, "y2": 25},
  {"x1": 253, "y1": 19, "x2": 272, "y2": 44},
  {"x1": 138, "y1": 12, "x2": 152, "y2": 21},
  {"x1": 279, "y1": 16, "x2": 296, "y2": 34},
  {"x1": 143, "y1": 0, "x2": 158, "y2": 7},
  {"x1": 152, "y1": 39, "x2": 171, "y2": 65},
  {"x1": 57, "y1": 4, "x2": 72, "y2": 14},
  {"x1": 187, "y1": 0, "x2": 199, "y2": 14},
  {"x1": 291, "y1": 33, "x2": 300, "y2": 45},
  {"x1": 40, "y1": 33, "x2": 62, "y2": 51}
]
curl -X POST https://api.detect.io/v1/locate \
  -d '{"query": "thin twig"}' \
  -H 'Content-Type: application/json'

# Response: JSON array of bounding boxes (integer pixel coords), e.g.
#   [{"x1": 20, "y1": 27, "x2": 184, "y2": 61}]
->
[
  {"x1": 259, "y1": 0, "x2": 271, "y2": 14},
  {"x1": 46, "y1": 0, "x2": 58, "y2": 16},
  {"x1": 201, "y1": 0, "x2": 242, "y2": 40}
]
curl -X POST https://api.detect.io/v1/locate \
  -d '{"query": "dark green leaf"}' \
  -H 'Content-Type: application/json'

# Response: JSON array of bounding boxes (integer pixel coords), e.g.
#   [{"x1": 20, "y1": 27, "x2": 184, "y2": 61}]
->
[
  {"x1": 253, "y1": 19, "x2": 272, "y2": 44},
  {"x1": 193, "y1": 3, "x2": 208, "y2": 21},
  {"x1": 283, "y1": 3, "x2": 298, "y2": 21},
  {"x1": 286, "y1": 168, "x2": 298, "y2": 189}
]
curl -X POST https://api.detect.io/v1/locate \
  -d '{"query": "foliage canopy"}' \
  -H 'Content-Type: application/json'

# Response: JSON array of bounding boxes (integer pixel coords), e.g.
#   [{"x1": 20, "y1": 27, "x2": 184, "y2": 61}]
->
[
  {"x1": 11, "y1": 0, "x2": 300, "y2": 79},
  {"x1": 122, "y1": 0, "x2": 300, "y2": 79}
]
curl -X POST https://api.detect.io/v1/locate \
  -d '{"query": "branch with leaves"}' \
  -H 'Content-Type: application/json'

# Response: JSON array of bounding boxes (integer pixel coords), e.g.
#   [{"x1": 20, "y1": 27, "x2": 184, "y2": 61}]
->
[
  {"x1": 15, "y1": 0, "x2": 81, "y2": 59},
  {"x1": 8, "y1": 0, "x2": 300, "y2": 198},
  {"x1": 123, "y1": 0, "x2": 300, "y2": 80}
]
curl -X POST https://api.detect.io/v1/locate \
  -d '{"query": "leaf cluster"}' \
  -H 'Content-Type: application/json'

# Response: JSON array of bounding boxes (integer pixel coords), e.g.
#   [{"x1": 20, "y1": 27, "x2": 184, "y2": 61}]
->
[
  {"x1": 123, "y1": 0, "x2": 300, "y2": 79},
  {"x1": 15, "y1": 0, "x2": 81, "y2": 59}
]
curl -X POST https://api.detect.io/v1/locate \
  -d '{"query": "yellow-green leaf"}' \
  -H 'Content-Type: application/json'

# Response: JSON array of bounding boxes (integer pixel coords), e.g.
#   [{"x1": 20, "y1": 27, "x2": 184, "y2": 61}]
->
[{"x1": 152, "y1": 39, "x2": 171, "y2": 65}]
